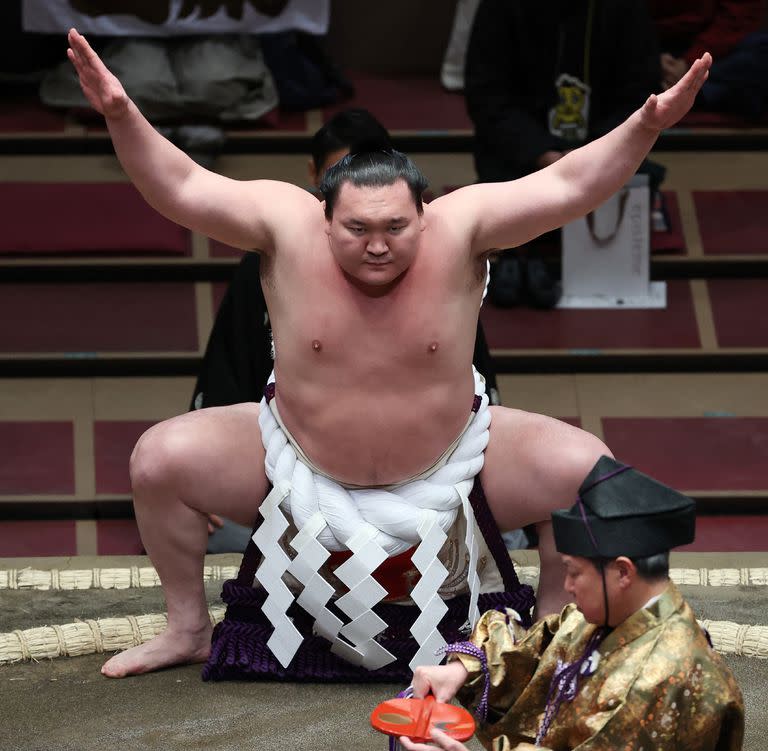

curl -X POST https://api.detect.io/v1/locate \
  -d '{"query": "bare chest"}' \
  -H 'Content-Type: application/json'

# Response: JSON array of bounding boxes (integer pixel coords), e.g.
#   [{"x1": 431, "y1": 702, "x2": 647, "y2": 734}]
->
[
  {"x1": 266, "y1": 239, "x2": 480, "y2": 368},
  {"x1": 259, "y1": 231, "x2": 482, "y2": 484}
]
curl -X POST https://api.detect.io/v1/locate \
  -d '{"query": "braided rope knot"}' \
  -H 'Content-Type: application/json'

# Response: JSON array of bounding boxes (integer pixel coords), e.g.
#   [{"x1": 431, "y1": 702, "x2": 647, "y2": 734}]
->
[
  {"x1": 254, "y1": 369, "x2": 490, "y2": 671},
  {"x1": 259, "y1": 381, "x2": 489, "y2": 554}
]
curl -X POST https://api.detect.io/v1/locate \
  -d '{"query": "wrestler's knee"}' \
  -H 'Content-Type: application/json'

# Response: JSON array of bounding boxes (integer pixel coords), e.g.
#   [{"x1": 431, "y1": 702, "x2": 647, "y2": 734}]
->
[
  {"x1": 129, "y1": 418, "x2": 198, "y2": 496},
  {"x1": 559, "y1": 430, "x2": 613, "y2": 488}
]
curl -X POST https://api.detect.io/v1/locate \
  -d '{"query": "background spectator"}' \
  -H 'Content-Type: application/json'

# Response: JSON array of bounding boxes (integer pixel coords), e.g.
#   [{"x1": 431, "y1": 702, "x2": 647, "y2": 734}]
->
[
  {"x1": 649, "y1": 0, "x2": 768, "y2": 117},
  {"x1": 465, "y1": 0, "x2": 661, "y2": 308}
]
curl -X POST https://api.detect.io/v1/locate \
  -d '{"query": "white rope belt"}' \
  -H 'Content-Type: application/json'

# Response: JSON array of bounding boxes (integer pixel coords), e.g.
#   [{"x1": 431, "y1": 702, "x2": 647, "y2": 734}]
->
[{"x1": 253, "y1": 368, "x2": 490, "y2": 671}]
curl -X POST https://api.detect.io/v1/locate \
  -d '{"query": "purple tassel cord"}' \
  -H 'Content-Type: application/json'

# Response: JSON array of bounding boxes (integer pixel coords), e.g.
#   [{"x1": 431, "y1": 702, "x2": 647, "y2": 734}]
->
[
  {"x1": 535, "y1": 628, "x2": 606, "y2": 746},
  {"x1": 437, "y1": 642, "x2": 491, "y2": 722}
]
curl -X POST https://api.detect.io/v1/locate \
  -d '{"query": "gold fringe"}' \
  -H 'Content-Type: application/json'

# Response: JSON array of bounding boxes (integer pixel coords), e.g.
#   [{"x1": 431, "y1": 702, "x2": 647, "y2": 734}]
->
[
  {"x1": 0, "y1": 565, "x2": 239, "y2": 591},
  {"x1": 0, "y1": 607, "x2": 225, "y2": 664},
  {"x1": 513, "y1": 566, "x2": 768, "y2": 588}
]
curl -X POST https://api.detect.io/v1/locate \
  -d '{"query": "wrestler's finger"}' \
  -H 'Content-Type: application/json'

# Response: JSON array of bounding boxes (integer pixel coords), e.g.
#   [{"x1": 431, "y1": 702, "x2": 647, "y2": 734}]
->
[
  {"x1": 67, "y1": 44, "x2": 95, "y2": 86},
  {"x1": 67, "y1": 49, "x2": 95, "y2": 95},
  {"x1": 69, "y1": 28, "x2": 108, "y2": 77},
  {"x1": 687, "y1": 53, "x2": 711, "y2": 90},
  {"x1": 696, "y1": 54, "x2": 712, "y2": 82},
  {"x1": 67, "y1": 45, "x2": 85, "y2": 73},
  {"x1": 689, "y1": 68, "x2": 707, "y2": 96},
  {"x1": 67, "y1": 48, "x2": 91, "y2": 90},
  {"x1": 68, "y1": 29, "x2": 91, "y2": 59},
  {"x1": 689, "y1": 63, "x2": 705, "y2": 91},
  {"x1": 67, "y1": 30, "x2": 89, "y2": 68}
]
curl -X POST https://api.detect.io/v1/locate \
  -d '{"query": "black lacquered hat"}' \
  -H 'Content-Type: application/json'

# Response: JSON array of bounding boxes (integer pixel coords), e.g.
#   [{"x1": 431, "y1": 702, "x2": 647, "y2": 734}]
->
[{"x1": 552, "y1": 456, "x2": 696, "y2": 559}]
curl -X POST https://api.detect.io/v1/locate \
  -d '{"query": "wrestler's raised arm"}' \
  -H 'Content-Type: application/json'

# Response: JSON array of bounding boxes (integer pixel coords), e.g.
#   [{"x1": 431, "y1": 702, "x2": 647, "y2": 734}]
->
[
  {"x1": 67, "y1": 29, "x2": 315, "y2": 252},
  {"x1": 438, "y1": 53, "x2": 711, "y2": 254}
]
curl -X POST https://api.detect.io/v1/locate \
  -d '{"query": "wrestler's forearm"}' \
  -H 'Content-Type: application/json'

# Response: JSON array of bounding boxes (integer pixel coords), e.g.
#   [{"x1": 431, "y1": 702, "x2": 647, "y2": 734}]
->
[
  {"x1": 104, "y1": 100, "x2": 285, "y2": 250},
  {"x1": 550, "y1": 108, "x2": 659, "y2": 224},
  {"x1": 105, "y1": 100, "x2": 201, "y2": 226},
  {"x1": 453, "y1": 107, "x2": 661, "y2": 253}
]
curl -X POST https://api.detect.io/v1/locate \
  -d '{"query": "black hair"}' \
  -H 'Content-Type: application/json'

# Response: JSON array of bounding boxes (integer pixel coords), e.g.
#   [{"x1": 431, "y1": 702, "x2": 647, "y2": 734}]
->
[
  {"x1": 310, "y1": 108, "x2": 393, "y2": 171},
  {"x1": 319, "y1": 148, "x2": 429, "y2": 219},
  {"x1": 631, "y1": 552, "x2": 670, "y2": 581},
  {"x1": 587, "y1": 551, "x2": 670, "y2": 582}
]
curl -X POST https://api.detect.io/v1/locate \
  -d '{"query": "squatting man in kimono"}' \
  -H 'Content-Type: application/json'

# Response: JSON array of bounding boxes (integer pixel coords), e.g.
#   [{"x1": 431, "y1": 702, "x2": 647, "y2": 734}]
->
[
  {"x1": 402, "y1": 457, "x2": 744, "y2": 751},
  {"x1": 66, "y1": 28, "x2": 714, "y2": 681}
]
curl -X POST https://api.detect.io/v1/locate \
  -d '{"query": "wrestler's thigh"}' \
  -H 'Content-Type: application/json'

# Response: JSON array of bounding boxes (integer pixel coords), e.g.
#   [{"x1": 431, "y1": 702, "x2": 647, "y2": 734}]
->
[
  {"x1": 479, "y1": 406, "x2": 611, "y2": 531},
  {"x1": 131, "y1": 402, "x2": 267, "y2": 526}
]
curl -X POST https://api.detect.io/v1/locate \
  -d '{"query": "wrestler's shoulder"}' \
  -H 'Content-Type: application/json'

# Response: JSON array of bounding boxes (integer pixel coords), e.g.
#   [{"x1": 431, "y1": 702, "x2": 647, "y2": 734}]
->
[
  {"x1": 428, "y1": 187, "x2": 476, "y2": 213},
  {"x1": 427, "y1": 187, "x2": 491, "y2": 235},
  {"x1": 241, "y1": 179, "x2": 320, "y2": 209},
  {"x1": 242, "y1": 180, "x2": 324, "y2": 237}
]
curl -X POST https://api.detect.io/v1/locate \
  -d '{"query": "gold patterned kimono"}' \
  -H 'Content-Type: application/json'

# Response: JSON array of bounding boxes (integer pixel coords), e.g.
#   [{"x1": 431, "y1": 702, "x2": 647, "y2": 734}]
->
[{"x1": 454, "y1": 583, "x2": 744, "y2": 751}]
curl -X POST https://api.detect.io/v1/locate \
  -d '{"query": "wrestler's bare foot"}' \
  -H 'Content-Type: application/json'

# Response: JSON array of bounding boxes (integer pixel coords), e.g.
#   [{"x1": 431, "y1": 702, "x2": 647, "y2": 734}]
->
[{"x1": 101, "y1": 624, "x2": 212, "y2": 678}]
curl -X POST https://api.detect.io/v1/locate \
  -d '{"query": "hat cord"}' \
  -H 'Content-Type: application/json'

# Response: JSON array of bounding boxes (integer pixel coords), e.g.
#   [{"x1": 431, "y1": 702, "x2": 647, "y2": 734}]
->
[{"x1": 575, "y1": 464, "x2": 633, "y2": 629}]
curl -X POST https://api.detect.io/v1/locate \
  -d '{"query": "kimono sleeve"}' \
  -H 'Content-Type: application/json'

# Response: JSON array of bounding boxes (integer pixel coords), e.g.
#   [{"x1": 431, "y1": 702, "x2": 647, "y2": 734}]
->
[{"x1": 454, "y1": 608, "x2": 562, "y2": 719}]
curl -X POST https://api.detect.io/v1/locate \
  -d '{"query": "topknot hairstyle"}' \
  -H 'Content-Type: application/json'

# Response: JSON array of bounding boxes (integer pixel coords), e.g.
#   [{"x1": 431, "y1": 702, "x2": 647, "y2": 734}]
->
[{"x1": 319, "y1": 148, "x2": 429, "y2": 218}]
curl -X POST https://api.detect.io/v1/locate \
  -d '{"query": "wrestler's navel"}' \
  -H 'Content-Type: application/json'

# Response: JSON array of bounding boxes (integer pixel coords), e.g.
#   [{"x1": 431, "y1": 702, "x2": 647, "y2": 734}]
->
[
  {"x1": 312, "y1": 339, "x2": 322, "y2": 352},
  {"x1": 428, "y1": 341, "x2": 439, "y2": 353}
]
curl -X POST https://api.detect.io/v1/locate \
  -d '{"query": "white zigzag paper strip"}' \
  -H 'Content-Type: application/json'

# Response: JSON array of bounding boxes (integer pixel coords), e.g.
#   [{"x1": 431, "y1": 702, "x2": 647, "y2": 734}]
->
[
  {"x1": 253, "y1": 482, "x2": 303, "y2": 667},
  {"x1": 333, "y1": 525, "x2": 396, "y2": 669},
  {"x1": 288, "y1": 512, "x2": 344, "y2": 643},
  {"x1": 461, "y1": 488, "x2": 481, "y2": 630},
  {"x1": 409, "y1": 510, "x2": 450, "y2": 669}
]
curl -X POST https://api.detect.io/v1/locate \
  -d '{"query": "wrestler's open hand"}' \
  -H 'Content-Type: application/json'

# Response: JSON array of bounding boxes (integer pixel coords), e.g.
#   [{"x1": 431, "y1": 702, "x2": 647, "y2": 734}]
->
[
  {"x1": 399, "y1": 727, "x2": 469, "y2": 751},
  {"x1": 411, "y1": 661, "x2": 469, "y2": 703},
  {"x1": 67, "y1": 28, "x2": 130, "y2": 120},
  {"x1": 638, "y1": 52, "x2": 711, "y2": 132}
]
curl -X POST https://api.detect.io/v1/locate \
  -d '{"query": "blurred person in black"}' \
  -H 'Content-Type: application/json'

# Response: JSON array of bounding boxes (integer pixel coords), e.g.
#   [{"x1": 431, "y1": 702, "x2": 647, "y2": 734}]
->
[{"x1": 465, "y1": 0, "x2": 661, "y2": 308}]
